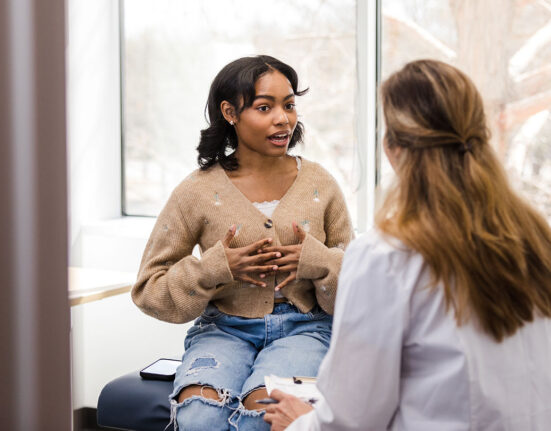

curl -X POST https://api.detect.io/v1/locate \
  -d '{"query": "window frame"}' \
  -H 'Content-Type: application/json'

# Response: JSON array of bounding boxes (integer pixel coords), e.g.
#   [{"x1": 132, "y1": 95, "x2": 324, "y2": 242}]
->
[
  {"x1": 119, "y1": 0, "x2": 129, "y2": 216},
  {"x1": 355, "y1": 0, "x2": 382, "y2": 232}
]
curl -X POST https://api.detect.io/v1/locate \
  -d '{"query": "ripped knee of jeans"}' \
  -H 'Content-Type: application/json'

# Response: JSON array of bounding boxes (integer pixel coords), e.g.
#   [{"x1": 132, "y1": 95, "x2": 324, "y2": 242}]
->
[
  {"x1": 169, "y1": 385, "x2": 235, "y2": 431},
  {"x1": 241, "y1": 386, "x2": 269, "y2": 411},
  {"x1": 173, "y1": 384, "x2": 232, "y2": 406},
  {"x1": 227, "y1": 386, "x2": 266, "y2": 429}
]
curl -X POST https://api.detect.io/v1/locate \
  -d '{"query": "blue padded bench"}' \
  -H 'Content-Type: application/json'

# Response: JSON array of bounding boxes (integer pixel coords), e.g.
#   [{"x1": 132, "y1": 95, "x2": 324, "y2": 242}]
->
[{"x1": 97, "y1": 372, "x2": 172, "y2": 431}]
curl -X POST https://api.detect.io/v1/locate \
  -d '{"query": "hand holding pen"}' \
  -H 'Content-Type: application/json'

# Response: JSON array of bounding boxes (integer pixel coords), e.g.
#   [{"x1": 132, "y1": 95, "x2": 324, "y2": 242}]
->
[{"x1": 262, "y1": 389, "x2": 314, "y2": 431}]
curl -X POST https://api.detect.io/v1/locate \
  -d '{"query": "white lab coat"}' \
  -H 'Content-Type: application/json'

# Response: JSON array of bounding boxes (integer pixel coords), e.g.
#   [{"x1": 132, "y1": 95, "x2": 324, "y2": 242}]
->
[{"x1": 288, "y1": 230, "x2": 551, "y2": 430}]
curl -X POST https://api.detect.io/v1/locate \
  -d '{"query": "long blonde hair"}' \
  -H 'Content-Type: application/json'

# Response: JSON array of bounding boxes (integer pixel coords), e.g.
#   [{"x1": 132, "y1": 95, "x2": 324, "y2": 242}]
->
[{"x1": 378, "y1": 59, "x2": 551, "y2": 341}]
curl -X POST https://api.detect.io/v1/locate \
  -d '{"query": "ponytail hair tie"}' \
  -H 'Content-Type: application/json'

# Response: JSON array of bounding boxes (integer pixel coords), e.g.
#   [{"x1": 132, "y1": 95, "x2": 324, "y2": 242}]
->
[{"x1": 459, "y1": 138, "x2": 474, "y2": 154}]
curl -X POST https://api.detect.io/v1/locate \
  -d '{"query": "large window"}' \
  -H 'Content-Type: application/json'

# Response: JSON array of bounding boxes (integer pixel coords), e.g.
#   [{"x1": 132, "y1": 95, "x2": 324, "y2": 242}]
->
[
  {"x1": 123, "y1": 0, "x2": 551, "y2": 226},
  {"x1": 122, "y1": 0, "x2": 359, "y2": 224},
  {"x1": 381, "y1": 0, "x2": 551, "y2": 221}
]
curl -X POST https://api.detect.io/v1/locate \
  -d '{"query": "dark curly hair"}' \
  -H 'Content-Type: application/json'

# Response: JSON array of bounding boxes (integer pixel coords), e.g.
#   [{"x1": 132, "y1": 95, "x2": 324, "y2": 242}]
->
[{"x1": 197, "y1": 55, "x2": 308, "y2": 171}]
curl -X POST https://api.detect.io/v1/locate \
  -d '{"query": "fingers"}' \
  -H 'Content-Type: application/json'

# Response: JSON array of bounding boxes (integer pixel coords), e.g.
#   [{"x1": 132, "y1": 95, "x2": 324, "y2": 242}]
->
[
  {"x1": 259, "y1": 246, "x2": 275, "y2": 254},
  {"x1": 263, "y1": 390, "x2": 287, "y2": 424},
  {"x1": 242, "y1": 253, "x2": 281, "y2": 271},
  {"x1": 264, "y1": 255, "x2": 297, "y2": 267},
  {"x1": 263, "y1": 411, "x2": 274, "y2": 424},
  {"x1": 222, "y1": 225, "x2": 236, "y2": 247},
  {"x1": 271, "y1": 264, "x2": 297, "y2": 273},
  {"x1": 247, "y1": 264, "x2": 279, "y2": 274},
  {"x1": 263, "y1": 412, "x2": 278, "y2": 426},
  {"x1": 265, "y1": 405, "x2": 277, "y2": 414},
  {"x1": 237, "y1": 274, "x2": 266, "y2": 288},
  {"x1": 260, "y1": 245, "x2": 294, "y2": 254},
  {"x1": 246, "y1": 237, "x2": 273, "y2": 253},
  {"x1": 270, "y1": 389, "x2": 287, "y2": 401},
  {"x1": 252, "y1": 251, "x2": 282, "y2": 262},
  {"x1": 275, "y1": 273, "x2": 296, "y2": 291}
]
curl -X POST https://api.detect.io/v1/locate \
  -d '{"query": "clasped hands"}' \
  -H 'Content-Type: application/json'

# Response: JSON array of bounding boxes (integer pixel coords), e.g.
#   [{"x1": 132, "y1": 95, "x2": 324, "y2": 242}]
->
[{"x1": 222, "y1": 222, "x2": 306, "y2": 291}]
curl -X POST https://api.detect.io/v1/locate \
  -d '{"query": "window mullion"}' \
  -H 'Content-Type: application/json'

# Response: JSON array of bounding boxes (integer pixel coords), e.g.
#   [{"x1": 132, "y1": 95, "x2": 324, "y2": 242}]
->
[{"x1": 356, "y1": 0, "x2": 381, "y2": 233}]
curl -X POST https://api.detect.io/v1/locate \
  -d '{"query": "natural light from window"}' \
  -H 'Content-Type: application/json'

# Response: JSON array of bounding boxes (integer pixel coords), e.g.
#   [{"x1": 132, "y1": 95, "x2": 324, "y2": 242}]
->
[
  {"x1": 381, "y1": 0, "x2": 551, "y2": 222},
  {"x1": 123, "y1": 0, "x2": 359, "y2": 225}
]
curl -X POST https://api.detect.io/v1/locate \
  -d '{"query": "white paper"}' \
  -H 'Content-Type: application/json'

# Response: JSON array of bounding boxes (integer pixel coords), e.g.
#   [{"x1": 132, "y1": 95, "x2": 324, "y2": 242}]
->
[{"x1": 264, "y1": 375, "x2": 322, "y2": 404}]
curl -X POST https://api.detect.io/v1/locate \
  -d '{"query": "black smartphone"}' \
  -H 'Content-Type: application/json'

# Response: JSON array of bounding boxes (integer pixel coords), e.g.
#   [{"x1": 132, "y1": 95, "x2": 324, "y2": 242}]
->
[{"x1": 139, "y1": 358, "x2": 182, "y2": 381}]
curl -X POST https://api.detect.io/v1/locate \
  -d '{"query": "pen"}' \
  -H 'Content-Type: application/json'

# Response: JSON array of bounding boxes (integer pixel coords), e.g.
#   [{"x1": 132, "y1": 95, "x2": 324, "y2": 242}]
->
[
  {"x1": 256, "y1": 398, "x2": 278, "y2": 404},
  {"x1": 257, "y1": 397, "x2": 318, "y2": 405}
]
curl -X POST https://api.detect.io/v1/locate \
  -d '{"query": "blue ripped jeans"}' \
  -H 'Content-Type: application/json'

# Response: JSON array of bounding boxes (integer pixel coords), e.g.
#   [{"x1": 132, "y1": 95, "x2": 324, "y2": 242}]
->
[{"x1": 169, "y1": 302, "x2": 332, "y2": 431}]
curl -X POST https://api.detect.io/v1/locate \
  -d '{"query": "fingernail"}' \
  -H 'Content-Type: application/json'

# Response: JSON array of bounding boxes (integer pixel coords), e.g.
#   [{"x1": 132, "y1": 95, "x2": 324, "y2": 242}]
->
[
  {"x1": 261, "y1": 283, "x2": 266, "y2": 287},
  {"x1": 272, "y1": 266, "x2": 278, "y2": 270},
  {"x1": 276, "y1": 252, "x2": 281, "y2": 257},
  {"x1": 260, "y1": 274, "x2": 265, "y2": 279},
  {"x1": 275, "y1": 287, "x2": 280, "y2": 291}
]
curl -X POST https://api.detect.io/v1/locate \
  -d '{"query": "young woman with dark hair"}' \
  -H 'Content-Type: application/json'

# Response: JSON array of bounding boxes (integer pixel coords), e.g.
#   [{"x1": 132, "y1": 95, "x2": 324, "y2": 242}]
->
[
  {"x1": 131, "y1": 55, "x2": 353, "y2": 431},
  {"x1": 265, "y1": 59, "x2": 551, "y2": 430},
  {"x1": 197, "y1": 55, "x2": 307, "y2": 172}
]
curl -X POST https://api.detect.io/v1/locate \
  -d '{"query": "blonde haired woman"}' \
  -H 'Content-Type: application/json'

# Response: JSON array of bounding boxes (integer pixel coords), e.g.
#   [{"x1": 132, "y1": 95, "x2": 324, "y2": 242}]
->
[{"x1": 264, "y1": 59, "x2": 551, "y2": 430}]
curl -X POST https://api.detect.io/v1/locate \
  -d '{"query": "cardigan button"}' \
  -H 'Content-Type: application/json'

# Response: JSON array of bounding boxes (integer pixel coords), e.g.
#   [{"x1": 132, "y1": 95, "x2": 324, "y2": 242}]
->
[{"x1": 264, "y1": 219, "x2": 273, "y2": 228}]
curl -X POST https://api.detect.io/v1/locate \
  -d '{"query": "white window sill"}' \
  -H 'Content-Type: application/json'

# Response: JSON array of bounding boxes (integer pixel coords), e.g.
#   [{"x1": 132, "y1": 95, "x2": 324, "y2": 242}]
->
[
  {"x1": 81, "y1": 215, "x2": 156, "y2": 238},
  {"x1": 68, "y1": 266, "x2": 136, "y2": 306},
  {"x1": 74, "y1": 216, "x2": 156, "y2": 273}
]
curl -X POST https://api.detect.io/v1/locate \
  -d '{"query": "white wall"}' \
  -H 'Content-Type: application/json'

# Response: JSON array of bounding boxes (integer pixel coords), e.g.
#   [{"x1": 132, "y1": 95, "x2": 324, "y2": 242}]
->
[
  {"x1": 71, "y1": 294, "x2": 191, "y2": 409},
  {"x1": 66, "y1": 0, "x2": 187, "y2": 409},
  {"x1": 67, "y1": 0, "x2": 124, "y2": 267}
]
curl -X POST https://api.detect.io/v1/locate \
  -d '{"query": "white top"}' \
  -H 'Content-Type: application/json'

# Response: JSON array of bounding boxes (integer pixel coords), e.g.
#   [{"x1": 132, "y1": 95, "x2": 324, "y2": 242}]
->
[
  {"x1": 251, "y1": 156, "x2": 302, "y2": 218},
  {"x1": 288, "y1": 229, "x2": 551, "y2": 431},
  {"x1": 252, "y1": 199, "x2": 279, "y2": 218}
]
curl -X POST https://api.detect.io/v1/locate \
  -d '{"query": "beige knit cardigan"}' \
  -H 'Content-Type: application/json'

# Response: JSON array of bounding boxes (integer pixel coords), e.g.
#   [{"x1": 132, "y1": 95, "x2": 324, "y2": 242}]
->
[{"x1": 131, "y1": 158, "x2": 354, "y2": 323}]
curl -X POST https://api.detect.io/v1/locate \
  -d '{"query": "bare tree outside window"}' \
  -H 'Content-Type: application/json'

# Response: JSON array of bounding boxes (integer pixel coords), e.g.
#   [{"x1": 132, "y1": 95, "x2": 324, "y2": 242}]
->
[
  {"x1": 124, "y1": 1, "x2": 551, "y2": 224},
  {"x1": 382, "y1": 0, "x2": 551, "y2": 222}
]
